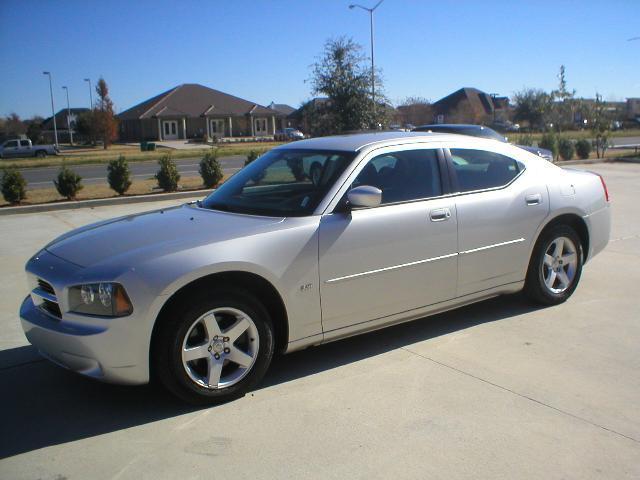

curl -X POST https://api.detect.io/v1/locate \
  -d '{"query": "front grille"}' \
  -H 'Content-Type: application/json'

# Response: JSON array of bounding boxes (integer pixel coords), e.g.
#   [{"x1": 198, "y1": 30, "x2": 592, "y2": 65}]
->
[
  {"x1": 42, "y1": 299, "x2": 62, "y2": 318},
  {"x1": 34, "y1": 278, "x2": 61, "y2": 320},
  {"x1": 37, "y1": 279, "x2": 55, "y2": 295}
]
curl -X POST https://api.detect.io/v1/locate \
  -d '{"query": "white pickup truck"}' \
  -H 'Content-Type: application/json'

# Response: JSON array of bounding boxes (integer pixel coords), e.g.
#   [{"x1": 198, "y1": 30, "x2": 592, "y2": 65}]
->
[{"x1": 0, "y1": 138, "x2": 59, "y2": 159}]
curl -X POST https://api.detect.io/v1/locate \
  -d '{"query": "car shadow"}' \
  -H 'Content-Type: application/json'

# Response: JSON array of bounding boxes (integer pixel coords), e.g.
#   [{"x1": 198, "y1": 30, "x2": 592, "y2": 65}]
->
[{"x1": 0, "y1": 293, "x2": 542, "y2": 459}]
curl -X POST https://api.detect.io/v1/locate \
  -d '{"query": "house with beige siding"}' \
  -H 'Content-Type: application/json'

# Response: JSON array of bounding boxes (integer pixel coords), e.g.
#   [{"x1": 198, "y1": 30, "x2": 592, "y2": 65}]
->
[{"x1": 117, "y1": 83, "x2": 279, "y2": 142}]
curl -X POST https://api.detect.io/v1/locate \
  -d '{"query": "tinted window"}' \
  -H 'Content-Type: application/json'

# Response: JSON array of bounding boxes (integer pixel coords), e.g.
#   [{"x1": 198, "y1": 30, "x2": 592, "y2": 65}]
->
[
  {"x1": 4, "y1": 140, "x2": 18, "y2": 148},
  {"x1": 20, "y1": 140, "x2": 30, "y2": 147},
  {"x1": 352, "y1": 149, "x2": 442, "y2": 205},
  {"x1": 202, "y1": 149, "x2": 355, "y2": 217},
  {"x1": 449, "y1": 149, "x2": 522, "y2": 192}
]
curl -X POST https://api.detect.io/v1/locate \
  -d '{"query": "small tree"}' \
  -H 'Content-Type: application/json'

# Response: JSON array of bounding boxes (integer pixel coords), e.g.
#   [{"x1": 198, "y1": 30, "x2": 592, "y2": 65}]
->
[
  {"x1": 155, "y1": 155, "x2": 180, "y2": 191},
  {"x1": 558, "y1": 138, "x2": 575, "y2": 161},
  {"x1": 54, "y1": 166, "x2": 83, "y2": 200},
  {"x1": 94, "y1": 78, "x2": 118, "y2": 149},
  {"x1": 539, "y1": 132, "x2": 559, "y2": 161},
  {"x1": 107, "y1": 155, "x2": 132, "y2": 194},
  {"x1": 1, "y1": 168, "x2": 27, "y2": 204},
  {"x1": 513, "y1": 88, "x2": 552, "y2": 131},
  {"x1": 575, "y1": 139, "x2": 591, "y2": 159},
  {"x1": 199, "y1": 149, "x2": 224, "y2": 188},
  {"x1": 245, "y1": 150, "x2": 259, "y2": 166},
  {"x1": 591, "y1": 93, "x2": 610, "y2": 159},
  {"x1": 550, "y1": 65, "x2": 576, "y2": 132}
]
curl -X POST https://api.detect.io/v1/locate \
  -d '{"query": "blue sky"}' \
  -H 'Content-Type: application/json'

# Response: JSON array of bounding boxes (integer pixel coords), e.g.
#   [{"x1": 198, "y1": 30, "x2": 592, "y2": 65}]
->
[{"x1": 1, "y1": 0, "x2": 638, "y2": 118}]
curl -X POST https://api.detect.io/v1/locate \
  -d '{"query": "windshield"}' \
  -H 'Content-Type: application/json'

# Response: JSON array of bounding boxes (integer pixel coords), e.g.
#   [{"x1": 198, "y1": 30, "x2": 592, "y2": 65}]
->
[{"x1": 201, "y1": 149, "x2": 356, "y2": 216}]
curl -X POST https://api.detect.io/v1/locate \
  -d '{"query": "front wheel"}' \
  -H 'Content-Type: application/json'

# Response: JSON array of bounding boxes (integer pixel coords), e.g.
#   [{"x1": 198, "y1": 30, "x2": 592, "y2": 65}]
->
[
  {"x1": 153, "y1": 290, "x2": 274, "y2": 405},
  {"x1": 524, "y1": 225, "x2": 583, "y2": 305}
]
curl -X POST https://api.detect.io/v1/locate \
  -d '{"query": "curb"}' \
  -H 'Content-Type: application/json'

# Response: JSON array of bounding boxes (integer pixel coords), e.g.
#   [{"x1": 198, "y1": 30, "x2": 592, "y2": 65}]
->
[
  {"x1": 0, "y1": 189, "x2": 210, "y2": 216},
  {"x1": 554, "y1": 158, "x2": 640, "y2": 166}
]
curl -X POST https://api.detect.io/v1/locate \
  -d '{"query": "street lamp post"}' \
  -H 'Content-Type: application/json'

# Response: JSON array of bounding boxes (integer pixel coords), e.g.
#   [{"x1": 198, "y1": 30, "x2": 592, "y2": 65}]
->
[
  {"x1": 84, "y1": 78, "x2": 93, "y2": 109},
  {"x1": 349, "y1": 0, "x2": 384, "y2": 128},
  {"x1": 43, "y1": 71, "x2": 58, "y2": 147},
  {"x1": 62, "y1": 86, "x2": 73, "y2": 145}
]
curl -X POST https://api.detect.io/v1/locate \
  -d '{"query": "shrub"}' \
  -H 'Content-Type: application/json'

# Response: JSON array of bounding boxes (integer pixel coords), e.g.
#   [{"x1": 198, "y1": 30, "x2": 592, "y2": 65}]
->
[
  {"x1": 244, "y1": 150, "x2": 259, "y2": 166},
  {"x1": 515, "y1": 134, "x2": 534, "y2": 146},
  {"x1": 558, "y1": 138, "x2": 575, "y2": 161},
  {"x1": 54, "y1": 166, "x2": 83, "y2": 200},
  {"x1": 199, "y1": 150, "x2": 224, "y2": 188},
  {"x1": 575, "y1": 139, "x2": 592, "y2": 159},
  {"x1": 107, "y1": 155, "x2": 132, "y2": 195},
  {"x1": 155, "y1": 155, "x2": 180, "y2": 192},
  {"x1": 538, "y1": 132, "x2": 559, "y2": 161},
  {"x1": 1, "y1": 168, "x2": 27, "y2": 204}
]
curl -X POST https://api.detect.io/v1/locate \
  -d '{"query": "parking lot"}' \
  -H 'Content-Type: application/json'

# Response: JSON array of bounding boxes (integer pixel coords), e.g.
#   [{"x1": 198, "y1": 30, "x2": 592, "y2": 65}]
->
[{"x1": 0, "y1": 162, "x2": 638, "y2": 479}]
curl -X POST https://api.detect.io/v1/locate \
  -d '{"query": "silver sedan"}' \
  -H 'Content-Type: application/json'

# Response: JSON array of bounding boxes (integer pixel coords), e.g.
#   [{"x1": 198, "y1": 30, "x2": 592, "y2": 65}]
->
[{"x1": 20, "y1": 132, "x2": 611, "y2": 404}]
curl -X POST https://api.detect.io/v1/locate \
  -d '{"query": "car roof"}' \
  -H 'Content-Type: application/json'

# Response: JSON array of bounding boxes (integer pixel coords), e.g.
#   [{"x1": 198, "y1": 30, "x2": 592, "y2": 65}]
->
[{"x1": 276, "y1": 131, "x2": 455, "y2": 152}]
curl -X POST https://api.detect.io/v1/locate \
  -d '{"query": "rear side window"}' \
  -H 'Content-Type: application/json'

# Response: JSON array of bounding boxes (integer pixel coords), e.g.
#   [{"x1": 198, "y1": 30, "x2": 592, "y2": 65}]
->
[
  {"x1": 449, "y1": 149, "x2": 522, "y2": 192},
  {"x1": 353, "y1": 149, "x2": 442, "y2": 205},
  {"x1": 20, "y1": 140, "x2": 30, "y2": 147}
]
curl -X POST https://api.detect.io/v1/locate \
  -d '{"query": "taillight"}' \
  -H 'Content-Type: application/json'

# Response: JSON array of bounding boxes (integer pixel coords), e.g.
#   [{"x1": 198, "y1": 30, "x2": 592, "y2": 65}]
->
[{"x1": 597, "y1": 174, "x2": 610, "y2": 202}]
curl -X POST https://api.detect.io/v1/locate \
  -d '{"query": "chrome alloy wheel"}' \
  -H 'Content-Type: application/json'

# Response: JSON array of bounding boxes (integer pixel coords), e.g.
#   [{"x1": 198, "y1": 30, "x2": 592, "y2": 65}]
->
[
  {"x1": 181, "y1": 307, "x2": 260, "y2": 389},
  {"x1": 541, "y1": 236, "x2": 578, "y2": 294}
]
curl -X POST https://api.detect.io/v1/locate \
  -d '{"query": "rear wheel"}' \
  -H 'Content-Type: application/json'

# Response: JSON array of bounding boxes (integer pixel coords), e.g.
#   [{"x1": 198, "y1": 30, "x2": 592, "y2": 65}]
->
[
  {"x1": 524, "y1": 225, "x2": 583, "y2": 305},
  {"x1": 153, "y1": 289, "x2": 274, "y2": 405}
]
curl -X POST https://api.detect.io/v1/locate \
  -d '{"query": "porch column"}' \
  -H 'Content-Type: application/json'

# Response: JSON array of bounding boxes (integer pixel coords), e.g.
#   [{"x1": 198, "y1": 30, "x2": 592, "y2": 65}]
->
[
  {"x1": 205, "y1": 116, "x2": 210, "y2": 139},
  {"x1": 271, "y1": 116, "x2": 276, "y2": 135},
  {"x1": 157, "y1": 118, "x2": 162, "y2": 140},
  {"x1": 250, "y1": 116, "x2": 255, "y2": 137},
  {"x1": 228, "y1": 117, "x2": 233, "y2": 137},
  {"x1": 182, "y1": 117, "x2": 187, "y2": 139}
]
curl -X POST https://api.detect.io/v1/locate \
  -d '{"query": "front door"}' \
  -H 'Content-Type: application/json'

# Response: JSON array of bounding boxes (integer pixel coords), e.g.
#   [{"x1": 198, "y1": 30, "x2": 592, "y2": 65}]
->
[
  {"x1": 446, "y1": 147, "x2": 549, "y2": 296},
  {"x1": 319, "y1": 147, "x2": 458, "y2": 333},
  {"x1": 162, "y1": 120, "x2": 178, "y2": 140},
  {"x1": 210, "y1": 119, "x2": 225, "y2": 139},
  {"x1": 254, "y1": 118, "x2": 268, "y2": 136}
]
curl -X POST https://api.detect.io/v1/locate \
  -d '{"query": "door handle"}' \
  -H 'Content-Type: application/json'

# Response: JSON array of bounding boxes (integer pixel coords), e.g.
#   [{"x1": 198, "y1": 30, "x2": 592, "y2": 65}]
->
[
  {"x1": 525, "y1": 194, "x2": 542, "y2": 205},
  {"x1": 430, "y1": 208, "x2": 451, "y2": 222}
]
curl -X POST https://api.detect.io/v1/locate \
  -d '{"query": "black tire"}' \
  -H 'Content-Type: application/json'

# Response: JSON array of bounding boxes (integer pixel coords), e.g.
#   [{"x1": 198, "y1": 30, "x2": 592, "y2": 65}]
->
[
  {"x1": 35, "y1": 150, "x2": 47, "y2": 158},
  {"x1": 152, "y1": 289, "x2": 275, "y2": 405},
  {"x1": 524, "y1": 224, "x2": 583, "y2": 305}
]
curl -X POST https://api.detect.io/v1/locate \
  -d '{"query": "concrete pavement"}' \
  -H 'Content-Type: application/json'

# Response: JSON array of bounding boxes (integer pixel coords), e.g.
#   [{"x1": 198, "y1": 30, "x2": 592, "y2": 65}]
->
[{"x1": 0, "y1": 163, "x2": 638, "y2": 479}]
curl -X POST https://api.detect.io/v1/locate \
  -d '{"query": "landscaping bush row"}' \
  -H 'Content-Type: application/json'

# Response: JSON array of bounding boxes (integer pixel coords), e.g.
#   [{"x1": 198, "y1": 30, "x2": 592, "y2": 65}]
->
[
  {"x1": 1, "y1": 149, "x2": 254, "y2": 205},
  {"x1": 531, "y1": 133, "x2": 592, "y2": 161}
]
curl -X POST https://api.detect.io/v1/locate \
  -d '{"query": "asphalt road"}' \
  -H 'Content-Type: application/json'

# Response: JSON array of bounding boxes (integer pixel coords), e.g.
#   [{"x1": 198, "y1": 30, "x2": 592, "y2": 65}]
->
[
  {"x1": 14, "y1": 136, "x2": 640, "y2": 190},
  {"x1": 0, "y1": 163, "x2": 639, "y2": 479},
  {"x1": 19, "y1": 155, "x2": 247, "y2": 190}
]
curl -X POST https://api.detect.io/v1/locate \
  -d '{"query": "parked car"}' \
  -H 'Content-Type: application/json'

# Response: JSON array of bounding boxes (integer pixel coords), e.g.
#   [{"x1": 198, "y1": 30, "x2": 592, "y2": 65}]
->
[
  {"x1": 0, "y1": 138, "x2": 59, "y2": 158},
  {"x1": 275, "y1": 128, "x2": 305, "y2": 141},
  {"x1": 412, "y1": 124, "x2": 553, "y2": 162},
  {"x1": 20, "y1": 132, "x2": 610, "y2": 404}
]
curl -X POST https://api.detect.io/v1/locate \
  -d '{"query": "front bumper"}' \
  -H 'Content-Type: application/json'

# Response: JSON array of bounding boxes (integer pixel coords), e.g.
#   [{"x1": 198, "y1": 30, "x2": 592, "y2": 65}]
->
[{"x1": 20, "y1": 295, "x2": 148, "y2": 384}]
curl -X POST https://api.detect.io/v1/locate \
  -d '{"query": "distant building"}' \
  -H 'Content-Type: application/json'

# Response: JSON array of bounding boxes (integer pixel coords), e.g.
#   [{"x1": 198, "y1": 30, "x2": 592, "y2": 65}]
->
[
  {"x1": 267, "y1": 102, "x2": 296, "y2": 130},
  {"x1": 117, "y1": 84, "x2": 281, "y2": 142},
  {"x1": 41, "y1": 108, "x2": 89, "y2": 143},
  {"x1": 627, "y1": 98, "x2": 640, "y2": 120},
  {"x1": 431, "y1": 88, "x2": 510, "y2": 124}
]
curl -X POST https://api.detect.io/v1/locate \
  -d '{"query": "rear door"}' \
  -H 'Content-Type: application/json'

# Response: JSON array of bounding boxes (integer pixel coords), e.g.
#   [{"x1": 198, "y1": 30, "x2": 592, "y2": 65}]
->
[
  {"x1": 318, "y1": 146, "x2": 458, "y2": 333},
  {"x1": 19, "y1": 140, "x2": 32, "y2": 157},
  {"x1": 445, "y1": 146, "x2": 549, "y2": 296}
]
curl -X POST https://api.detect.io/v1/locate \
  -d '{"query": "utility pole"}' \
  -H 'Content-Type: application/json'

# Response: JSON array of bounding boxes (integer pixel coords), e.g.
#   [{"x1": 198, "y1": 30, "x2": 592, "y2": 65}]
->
[
  {"x1": 84, "y1": 78, "x2": 93, "y2": 109},
  {"x1": 62, "y1": 86, "x2": 73, "y2": 145},
  {"x1": 43, "y1": 71, "x2": 58, "y2": 147},
  {"x1": 349, "y1": 0, "x2": 384, "y2": 128}
]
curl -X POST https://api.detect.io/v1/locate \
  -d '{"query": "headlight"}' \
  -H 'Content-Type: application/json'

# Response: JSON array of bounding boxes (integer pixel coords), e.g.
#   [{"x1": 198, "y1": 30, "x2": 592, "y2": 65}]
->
[{"x1": 69, "y1": 283, "x2": 133, "y2": 317}]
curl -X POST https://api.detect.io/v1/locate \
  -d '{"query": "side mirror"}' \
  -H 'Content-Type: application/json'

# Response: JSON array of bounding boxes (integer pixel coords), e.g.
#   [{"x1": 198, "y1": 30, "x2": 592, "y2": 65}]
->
[{"x1": 347, "y1": 185, "x2": 382, "y2": 208}]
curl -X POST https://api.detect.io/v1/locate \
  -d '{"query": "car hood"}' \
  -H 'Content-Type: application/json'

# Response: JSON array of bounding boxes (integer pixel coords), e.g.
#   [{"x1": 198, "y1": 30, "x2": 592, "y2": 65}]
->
[{"x1": 45, "y1": 203, "x2": 285, "y2": 268}]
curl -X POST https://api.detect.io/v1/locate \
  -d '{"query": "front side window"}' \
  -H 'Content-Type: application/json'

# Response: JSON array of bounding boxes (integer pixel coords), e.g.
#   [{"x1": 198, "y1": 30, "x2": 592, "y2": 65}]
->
[
  {"x1": 449, "y1": 149, "x2": 522, "y2": 192},
  {"x1": 202, "y1": 149, "x2": 355, "y2": 217},
  {"x1": 4, "y1": 140, "x2": 18, "y2": 148},
  {"x1": 352, "y1": 149, "x2": 442, "y2": 205}
]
